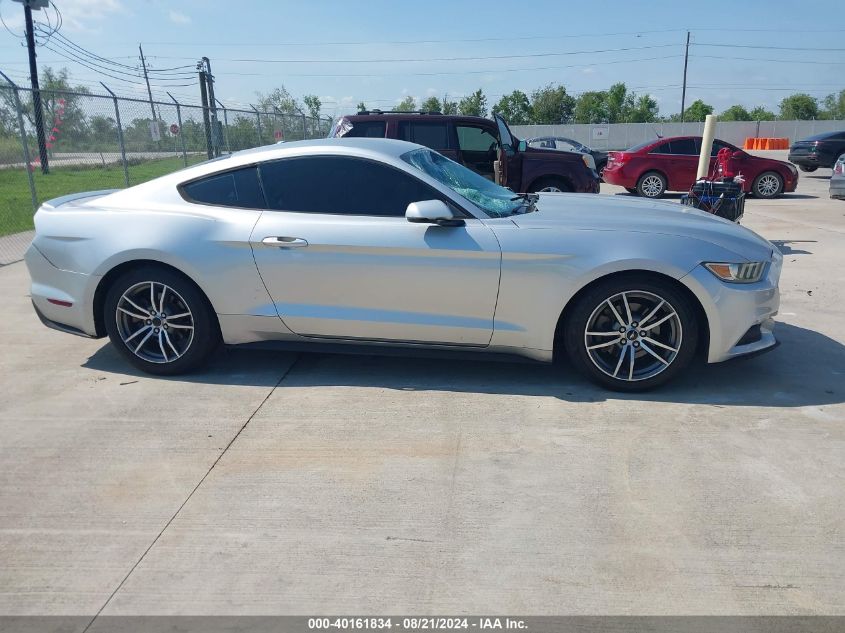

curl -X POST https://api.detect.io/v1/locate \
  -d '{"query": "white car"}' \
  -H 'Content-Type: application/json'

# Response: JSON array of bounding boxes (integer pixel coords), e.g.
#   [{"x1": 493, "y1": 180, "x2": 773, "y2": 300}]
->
[{"x1": 26, "y1": 138, "x2": 782, "y2": 390}]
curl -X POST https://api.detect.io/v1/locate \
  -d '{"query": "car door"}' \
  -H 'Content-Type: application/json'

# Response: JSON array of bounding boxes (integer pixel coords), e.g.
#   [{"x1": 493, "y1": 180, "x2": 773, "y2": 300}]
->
[
  {"x1": 249, "y1": 154, "x2": 502, "y2": 346},
  {"x1": 667, "y1": 138, "x2": 700, "y2": 188},
  {"x1": 456, "y1": 124, "x2": 499, "y2": 180}
]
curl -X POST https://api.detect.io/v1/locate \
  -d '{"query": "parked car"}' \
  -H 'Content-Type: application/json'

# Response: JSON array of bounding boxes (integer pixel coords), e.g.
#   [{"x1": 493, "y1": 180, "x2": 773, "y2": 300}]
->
[
  {"x1": 26, "y1": 138, "x2": 782, "y2": 391},
  {"x1": 603, "y1": 136, "x2": 799, "y2": 199},
  {"x1": 831, "y1": 155, "x2": 845, "y2": 200},
  {"x1": 329, "y1": 111, "x2": 600, "y2": 194},
  {"x1": 527, "y1": 136, "x2": 608, "y2": 177},
  {"x1": 788, "y1": 131, "x2": 845, "y2": 172}
]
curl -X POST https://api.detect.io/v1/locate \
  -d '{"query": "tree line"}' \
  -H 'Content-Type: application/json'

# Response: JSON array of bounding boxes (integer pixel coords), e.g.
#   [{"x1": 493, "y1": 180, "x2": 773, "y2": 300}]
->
[{"x1": 360, "y1": 84, "x2": 845, "y2": 124}]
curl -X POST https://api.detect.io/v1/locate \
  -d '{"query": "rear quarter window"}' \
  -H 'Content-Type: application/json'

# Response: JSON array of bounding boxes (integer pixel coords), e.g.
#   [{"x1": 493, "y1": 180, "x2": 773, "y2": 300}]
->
[
  {"x1": 181, "y1": 166, "x2": 265, "y2": 209},
  {"x1": 341, "y1": 121, "x2": 387, "y2": 138},
  {"x1": 398, "y1": 121, "x2": 450, "y2": 150}
]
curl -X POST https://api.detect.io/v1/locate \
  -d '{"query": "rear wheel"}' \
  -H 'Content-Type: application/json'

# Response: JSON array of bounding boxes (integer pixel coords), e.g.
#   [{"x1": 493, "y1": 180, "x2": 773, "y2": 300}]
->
[
  {"x1": 798, "y1": 165, "x2": 817, "y2": 173},
  {"x1": 636, "y1": 171, "x2": 667, "y2": 198},
  {"x1": 562, "y1": 276, "x2": 699, "y2": 391},
  {"x1": 752, "y1": 171, "x2": 783, "y2": 198},
  {"x1": 528, "y1": 177, "x2": 571, "y2": 193},
  {"x1": 104, "y1": 266, "x2": 220, "y2": 375}
]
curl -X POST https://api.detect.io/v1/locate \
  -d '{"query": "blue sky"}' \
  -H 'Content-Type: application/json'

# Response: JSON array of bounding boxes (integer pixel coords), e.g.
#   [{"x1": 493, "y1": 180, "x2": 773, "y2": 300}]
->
[{"x1": 1, "y1": 0, "x2": 843, "y2": 117}]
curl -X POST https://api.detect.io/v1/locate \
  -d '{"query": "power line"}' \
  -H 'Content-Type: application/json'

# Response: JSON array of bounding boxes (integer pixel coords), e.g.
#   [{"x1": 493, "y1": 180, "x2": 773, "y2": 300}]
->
[
  {"x1": 694, "y1": 42, "x2": 845, "y2": 52},
  {"x1": 209, "y1": 54, "x2": 686, "y2": 78},
  {"x1": 691, "y1": 54, "x2": 845, "y2": 65},
  {"x1": 178, "y1": 43, "x2": 682, "y2": 65}
]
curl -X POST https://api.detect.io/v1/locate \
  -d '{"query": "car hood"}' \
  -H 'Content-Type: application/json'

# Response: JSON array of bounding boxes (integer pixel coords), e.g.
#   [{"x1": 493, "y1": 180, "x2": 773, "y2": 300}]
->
[{"x1": 511, "y1": 193, "x2": 774, "y2": 261}]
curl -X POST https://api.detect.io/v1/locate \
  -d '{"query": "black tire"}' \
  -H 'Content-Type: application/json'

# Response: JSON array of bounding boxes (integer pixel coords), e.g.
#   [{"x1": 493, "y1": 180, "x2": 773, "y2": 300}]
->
[
  {"x1": 528, "y1": 177, "x2": 571, "y2": 193},
  {"x1": 752, "y1": 171, "x2": 784, "y2": 199},
  {"x1": 596, "y1": 160, "x2": 607, "y2": 181},
  {"x1": 636, "y1": 171, "x2": 667, "y2": 198},
  {"x1": 104, "y1": 265, "x2": 220, "y2": 375},
  {"x1": 798, "y1": 165, "x2": 817, "y2": 173},
  {"x1": 562, "y1": 275, "x2": 699, "y2": 391},
  {"x1": 625, "y1": 187, "x2": 638, "y2": 195}
]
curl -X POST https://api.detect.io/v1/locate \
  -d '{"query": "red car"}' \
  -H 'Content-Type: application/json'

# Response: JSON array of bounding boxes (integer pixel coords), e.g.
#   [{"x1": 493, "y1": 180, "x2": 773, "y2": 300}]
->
[{"x1": 603, "y1": 136, "x2": 798, "y2": 199}]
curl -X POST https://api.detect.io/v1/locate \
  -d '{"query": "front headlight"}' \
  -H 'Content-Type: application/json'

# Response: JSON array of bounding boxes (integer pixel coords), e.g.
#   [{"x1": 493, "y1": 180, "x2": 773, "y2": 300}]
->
[
  {"x1": 581, "y1": 153, "x2": 596, "y2": 171},
  {"x1": 704, "y1": 261, "x2": 767, "y2": 283}
]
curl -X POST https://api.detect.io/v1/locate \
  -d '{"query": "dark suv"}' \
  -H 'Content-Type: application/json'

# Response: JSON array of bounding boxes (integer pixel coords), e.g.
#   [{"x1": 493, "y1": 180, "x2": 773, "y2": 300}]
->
[{"x1": 329, "y1": 111, "x2": 600, "y2": 194}]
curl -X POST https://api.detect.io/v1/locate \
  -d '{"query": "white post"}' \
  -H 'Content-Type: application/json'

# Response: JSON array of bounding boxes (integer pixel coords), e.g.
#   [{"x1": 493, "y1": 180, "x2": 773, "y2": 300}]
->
[{"x1": 696, "y1": 114, "x2": 717, "y2": 180}]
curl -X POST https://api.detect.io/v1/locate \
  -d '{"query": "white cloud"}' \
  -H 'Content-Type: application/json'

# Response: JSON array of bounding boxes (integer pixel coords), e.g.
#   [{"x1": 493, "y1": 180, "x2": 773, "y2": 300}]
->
[
  {"x1": 53, "y1": 0, "x2": 124, "y2": 32},
  {"x1": 168, "y1": 10, "x2": 191, "y2": 25}
]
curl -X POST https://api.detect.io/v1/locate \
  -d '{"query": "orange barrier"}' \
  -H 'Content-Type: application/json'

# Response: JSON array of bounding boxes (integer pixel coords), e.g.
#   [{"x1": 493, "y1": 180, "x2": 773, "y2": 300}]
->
[{"x1": 744, "y1": 137, "x2": 789, "y2": 150}]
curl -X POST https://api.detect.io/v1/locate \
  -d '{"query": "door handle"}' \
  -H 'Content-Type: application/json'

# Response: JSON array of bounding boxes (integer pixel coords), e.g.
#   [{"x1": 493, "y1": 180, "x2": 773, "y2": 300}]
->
[{"x1": 262, "y1": 236, "x2": 309, "y2": 248}]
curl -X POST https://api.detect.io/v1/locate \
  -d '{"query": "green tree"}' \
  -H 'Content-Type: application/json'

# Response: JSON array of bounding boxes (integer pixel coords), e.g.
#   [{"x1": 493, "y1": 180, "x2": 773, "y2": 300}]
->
[
  {"x1": 719, "y1": 104, "x2": 752, "y2": 121},
  {"x1": 395, "y1": 95, "x2": 417, "y2": 112},
  {"x1": 458, "y1": 89, "x2": 487, "y2": 117},
  {"x1": 779, "y1": 93, "x2": 818, "y2": 120},
  {"x1": 574, "y1": 91, "x2": 609, "y2": 123},
  {"x1": 256, "y1": 86, "x2": 301, "y2": 115},
  {"x1": 420, "y1": 96, "x2": 441, "y2": 112},
  {"x1": 627, "y1": 94, "x2": 659, "y2": 123},
  {"x1": 749, "y1": 105, "x2": 776, "y2": 121},
  {"x1": 530, "y1": 84, "x2": 575, "y2": 124},
  {"x1": 356, "y1": 101, "x2": 367, "y2": 112},
  {"x1": 440, "y1": 96, "x2": 458, "y2": 115},
  {"x1": 605, "y1": 82, "x2": 637, "y2": 123},
  {"x1": 303, "y1": 95, "x2": 321, "y2": 119},
  {"x1": 491, "y1": 90, "x2": 531, "y2": 124},
  {"x1": 822, "y1": 89, "x2": 845, "y2": 119},
  {"x1": 683, "y1": 99, "x2": 714, "y2": 122}
]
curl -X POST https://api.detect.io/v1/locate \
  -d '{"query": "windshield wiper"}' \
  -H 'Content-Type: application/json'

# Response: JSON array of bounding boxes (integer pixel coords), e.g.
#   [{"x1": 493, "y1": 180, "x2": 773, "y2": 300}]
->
[{"x1": 509, "y1": 192, "x2": 539, "y2": 214}]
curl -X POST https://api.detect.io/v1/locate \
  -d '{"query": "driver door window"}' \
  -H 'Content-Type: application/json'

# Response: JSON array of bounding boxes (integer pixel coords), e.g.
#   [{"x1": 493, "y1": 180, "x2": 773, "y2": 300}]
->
[{"x1": 456, "y1": 125, "x2": 498, "y2": 179}]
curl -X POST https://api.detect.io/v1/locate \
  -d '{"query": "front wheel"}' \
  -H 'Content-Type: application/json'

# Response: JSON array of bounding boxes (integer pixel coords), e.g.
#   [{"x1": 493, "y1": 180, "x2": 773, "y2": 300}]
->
[
  {"x1": 104, "y1": 266, "x2": 220, "y2": 375},
  {"x1": 752, "y1": 171, "x2": 784, "y2": 199},
  {"x1": 528, "y1": 177, "x2": 571, "y2": 193},
  {"x1": 562, "y1": 277, "x2": 699, "y2": 391},
  {"x1": 636, "y1": 171, "x2": 667, "y2": 198}
]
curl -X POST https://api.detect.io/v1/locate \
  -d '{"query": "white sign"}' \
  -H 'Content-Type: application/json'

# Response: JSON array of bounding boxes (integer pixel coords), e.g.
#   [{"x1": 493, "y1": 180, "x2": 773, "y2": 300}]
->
[
  {"x1": 591, "y1": 126, "x2": 610, "y2": 140},
  {"x1": 149, "y1": 121, "x2": 161, "y2": 142}
]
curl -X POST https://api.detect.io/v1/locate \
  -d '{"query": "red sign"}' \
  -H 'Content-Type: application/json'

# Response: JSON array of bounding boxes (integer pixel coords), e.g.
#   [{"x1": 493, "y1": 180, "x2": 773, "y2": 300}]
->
[
  {"x1": 170, "y1": 123, "x2": 180, "y2": 135},
  {"x1": 274, "y1": 129, "x2": 283, "y2": 141}
]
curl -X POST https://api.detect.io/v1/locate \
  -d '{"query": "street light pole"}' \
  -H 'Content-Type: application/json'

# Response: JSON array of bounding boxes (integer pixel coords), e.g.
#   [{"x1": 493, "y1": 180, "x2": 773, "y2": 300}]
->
[{"x1": 680, "y1": 31, "x2": 690, "y2": 123}]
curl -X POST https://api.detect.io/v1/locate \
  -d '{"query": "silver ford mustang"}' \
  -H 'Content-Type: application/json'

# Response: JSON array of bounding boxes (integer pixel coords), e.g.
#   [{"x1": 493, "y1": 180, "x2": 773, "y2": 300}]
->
[{"x1": 26, "y1": 138, "x2": 782, "y2": 390}]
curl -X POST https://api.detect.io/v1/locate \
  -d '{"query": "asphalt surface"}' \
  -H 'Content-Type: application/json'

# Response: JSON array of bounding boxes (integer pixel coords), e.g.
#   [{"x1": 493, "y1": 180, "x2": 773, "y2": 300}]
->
[{"x1": 1, "y1": 163, "x2": 843, "y2": 619}]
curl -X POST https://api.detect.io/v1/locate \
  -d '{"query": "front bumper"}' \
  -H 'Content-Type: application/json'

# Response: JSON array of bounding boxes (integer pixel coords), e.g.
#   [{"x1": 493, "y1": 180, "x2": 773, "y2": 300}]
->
[
  {"x1": 681, "y1": 254, "x2": 782, "y2": 363},
  {"x1": 25, "y1": 244, "x2": 100, "y2": 338}
]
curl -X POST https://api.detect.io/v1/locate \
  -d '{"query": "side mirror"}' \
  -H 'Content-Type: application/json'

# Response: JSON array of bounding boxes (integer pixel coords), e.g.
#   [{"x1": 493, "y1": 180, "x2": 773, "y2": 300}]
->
[
  {"x1": 517, "y1": 139, "x2": 527, "y2": 152},
  {"x1": 405, "y1": 200, "x2": 465, "y2": 227}
]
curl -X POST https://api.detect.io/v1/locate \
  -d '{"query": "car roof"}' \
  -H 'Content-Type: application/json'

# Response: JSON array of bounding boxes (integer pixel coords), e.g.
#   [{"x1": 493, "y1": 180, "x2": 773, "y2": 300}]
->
[{"x1": 341, "y1": 112, "x2": 492, "y2": 125}]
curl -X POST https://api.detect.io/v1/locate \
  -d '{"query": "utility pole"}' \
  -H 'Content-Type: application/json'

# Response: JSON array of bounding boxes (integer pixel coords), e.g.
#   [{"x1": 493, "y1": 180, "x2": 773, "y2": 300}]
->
[
  {"x1": 198, "y1": 66, "x2": 213, "y2": 160},
  {"x1": 202, "y1": 57, "x2": 220, "y2": 156},
  {"x1": 22, "y1": 0, "x2": 49, "y2": 173},
  {"x1": 139, "y1": 44, "x2": 156, "y2": 120},
  {"x1": 680, "y1": 30, "x2": 690, "y2": 123}
]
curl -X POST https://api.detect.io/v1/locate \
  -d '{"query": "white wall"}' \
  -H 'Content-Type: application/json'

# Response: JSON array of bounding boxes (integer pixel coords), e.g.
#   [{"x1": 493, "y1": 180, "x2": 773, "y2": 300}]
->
[{"x1": 510, "y1": 119, "x2": 844, "y2": 151}]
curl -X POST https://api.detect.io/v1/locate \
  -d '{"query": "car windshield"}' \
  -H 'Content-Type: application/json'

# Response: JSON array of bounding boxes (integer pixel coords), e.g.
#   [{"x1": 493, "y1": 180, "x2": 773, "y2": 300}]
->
[{"x1": 401, "y1": 148, "x2": 525, "y2": 217}]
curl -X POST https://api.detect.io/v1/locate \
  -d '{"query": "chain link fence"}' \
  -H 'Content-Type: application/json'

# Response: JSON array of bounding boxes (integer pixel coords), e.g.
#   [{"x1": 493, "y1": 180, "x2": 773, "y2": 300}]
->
[{"x1": 0, "y1": 80, "x2": 332, "y2": 262}]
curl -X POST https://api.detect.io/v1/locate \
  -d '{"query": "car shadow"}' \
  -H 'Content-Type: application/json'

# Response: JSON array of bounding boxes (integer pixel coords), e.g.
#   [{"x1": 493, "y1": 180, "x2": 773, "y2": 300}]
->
[
  {"x1": 771, "y1": 240, "x2": 816, "y2": 255},
  {"x1": 82, "y1": 322, "x2": 844, "y2": 408}
]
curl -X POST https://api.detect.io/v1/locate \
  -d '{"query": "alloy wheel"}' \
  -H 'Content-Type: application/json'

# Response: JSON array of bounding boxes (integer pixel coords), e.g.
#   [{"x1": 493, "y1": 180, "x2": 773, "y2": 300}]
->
[
  {"x1": 583, "y1": 290, "x2": 683, "y2": 382},
  {"x1": 756, "y1": 174, "x2": 781, "y2": 197},
  {"x1": 539, "y1": 185, "x2": 564, "y2": 192},
  {"x1": 115, "y1": 281, "x2": 195, "y2": 364},
  {"x1": 640, "y1": 175, "x2": 664, "y2": 197}
]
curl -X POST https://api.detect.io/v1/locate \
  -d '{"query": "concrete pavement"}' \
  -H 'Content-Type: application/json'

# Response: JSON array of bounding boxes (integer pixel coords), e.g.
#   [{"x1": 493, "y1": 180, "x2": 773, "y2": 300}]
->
[{"x1": 0, "y1": 169, "x2": 843, "y2": 618}]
